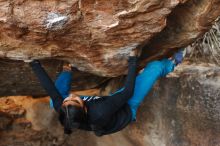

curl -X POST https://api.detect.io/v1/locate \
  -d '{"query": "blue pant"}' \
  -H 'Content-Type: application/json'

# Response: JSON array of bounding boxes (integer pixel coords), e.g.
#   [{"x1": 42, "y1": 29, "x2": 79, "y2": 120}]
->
[
  {"x1": 127, "y1": 59, "x2": 174, "y2": 120},
  {"x1": 50, "y1": 71, "x2": 72, "y2": 107},
  {"x1": 51, "y1": 59, "x2": 175, "y2": 120}
]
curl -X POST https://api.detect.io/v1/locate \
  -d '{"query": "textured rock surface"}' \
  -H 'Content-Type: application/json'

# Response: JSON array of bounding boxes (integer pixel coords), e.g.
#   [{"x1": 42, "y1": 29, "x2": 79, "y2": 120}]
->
[
  {"x1": 140, "y1": 0, "x2": 220, "y2": 64},
  {"x1": 0, "y1": 59, "x2": 108, "y2": 96},
  {"x1": 0, "y1": 63, "x2": 220, "y2": 146},
  {"x1": 1, "y1": 1, "x2": 220, "y2": 145},
  {"x1": 0, "y1": 0, "x2": 220, "y2": 76}
]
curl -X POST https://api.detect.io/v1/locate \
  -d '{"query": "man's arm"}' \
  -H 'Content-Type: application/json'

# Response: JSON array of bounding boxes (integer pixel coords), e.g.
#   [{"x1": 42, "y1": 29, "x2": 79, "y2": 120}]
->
[
  {"x1": 30, "y1": 60, "x2": 63, "y2": 112},
  {"x1": 88, "y1": 56, "x2": 137, "y2": 126},
  {"x1": 104, "y1": 56, "x2": 137, "y2": 110}
]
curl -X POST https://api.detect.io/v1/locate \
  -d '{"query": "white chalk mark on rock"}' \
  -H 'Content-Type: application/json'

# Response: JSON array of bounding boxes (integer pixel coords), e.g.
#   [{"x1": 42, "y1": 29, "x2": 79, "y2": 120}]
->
[
  {"x1": 103, "y1": 43, "x2": 139, "y2": 62},
  {"x1": 45, "y1": 13, "x2": 68, "y2": 30},
  {"x1": 0, "y1": 17, "x2": 7, "y2": 23},
  {"x1": 88, "y1": 11, "x2": 119, "y2": 31},
  {"x1": 0, "y1": 50, "x2": 5, "y2": 57},
  {"x1": 116, "y1": 43, "x2": 139, "y2": 56}
]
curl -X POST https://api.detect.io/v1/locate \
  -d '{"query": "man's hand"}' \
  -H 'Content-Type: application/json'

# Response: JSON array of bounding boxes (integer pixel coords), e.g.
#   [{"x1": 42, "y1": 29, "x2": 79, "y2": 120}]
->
[
  {"x1": 129, "y1": 48, "x2": 142, "y2": 57},
  {"x1": 63, "y1": 64, "x2": 72, "y2": 72}
]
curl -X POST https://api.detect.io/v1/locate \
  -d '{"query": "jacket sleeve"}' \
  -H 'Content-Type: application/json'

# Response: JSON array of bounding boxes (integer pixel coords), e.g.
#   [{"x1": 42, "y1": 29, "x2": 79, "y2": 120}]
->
[
  {"x1": 88, "y1": 57, "x2": 137, "y2": 126},
  {"x1": 104, "y1": 56, "x2": 137, "y2": 110},
  {"x1": 30, "y1": 60, "x2": 63, "y2": 112}
]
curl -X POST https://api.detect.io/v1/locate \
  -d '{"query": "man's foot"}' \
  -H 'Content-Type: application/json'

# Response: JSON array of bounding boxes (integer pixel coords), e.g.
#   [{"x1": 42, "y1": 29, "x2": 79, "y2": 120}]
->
[{"x1": 171, "y1": 48, "x2": 186, "y2": 65}]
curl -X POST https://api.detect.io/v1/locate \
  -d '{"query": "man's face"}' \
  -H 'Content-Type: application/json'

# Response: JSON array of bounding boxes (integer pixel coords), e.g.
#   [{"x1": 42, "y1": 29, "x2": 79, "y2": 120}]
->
[{"x1": 62, "y1": 94, "x2": 85, "y2": 109}]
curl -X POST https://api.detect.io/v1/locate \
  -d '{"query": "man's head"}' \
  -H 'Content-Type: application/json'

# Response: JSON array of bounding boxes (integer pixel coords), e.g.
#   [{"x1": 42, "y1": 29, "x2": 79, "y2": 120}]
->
[{"x1": 59, "y1": 94, "x2": 87, "y2": 134}]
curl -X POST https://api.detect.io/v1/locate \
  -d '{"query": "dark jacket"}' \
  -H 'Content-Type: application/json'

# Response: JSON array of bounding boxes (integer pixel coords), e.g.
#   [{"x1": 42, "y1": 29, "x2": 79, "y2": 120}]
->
[{"x1": 78, "y1": 57, "x2": 137, "y2": 136}]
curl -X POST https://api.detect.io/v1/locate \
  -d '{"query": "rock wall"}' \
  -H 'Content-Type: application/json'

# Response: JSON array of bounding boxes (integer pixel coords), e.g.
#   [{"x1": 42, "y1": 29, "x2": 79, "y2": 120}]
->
[
  {"x1": 0, "y1": 0, "x2": 220, "y2": 76},
  {"x1": 141, "y1": 0, "x2": 220, "y2": 64},
  {"x1": 1, "y1": 0, "x2": 220, "y2": 96},
  {"x1": 1, "y1": 62, "x2": 220, "y2": 146},
  {"x1": 0, "y1": 1, "x2": 220, "y2": 145},
  {"x1": 0, "y1": 59, "x2": 108, "y2": 96}
]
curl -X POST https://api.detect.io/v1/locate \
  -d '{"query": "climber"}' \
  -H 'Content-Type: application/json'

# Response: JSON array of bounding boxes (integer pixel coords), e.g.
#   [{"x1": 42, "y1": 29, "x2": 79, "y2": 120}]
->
[{"x1": 30, "y1": 49, "x2": 184, "y2": 136}]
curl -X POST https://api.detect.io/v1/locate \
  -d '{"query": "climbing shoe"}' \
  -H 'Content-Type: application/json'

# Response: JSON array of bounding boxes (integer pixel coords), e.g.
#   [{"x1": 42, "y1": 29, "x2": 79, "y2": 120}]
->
[{"x1": 172, "y1": 48, "x2": 186, "y2": 65}]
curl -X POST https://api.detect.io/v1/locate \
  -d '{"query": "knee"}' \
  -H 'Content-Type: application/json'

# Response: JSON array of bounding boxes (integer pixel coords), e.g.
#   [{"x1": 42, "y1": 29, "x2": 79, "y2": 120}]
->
[
  {"x1": 144, "y1": 61, "x2": 164, "y2": 73},
  {"x1": 144, "y1": 59, "x2": 174, "y2": 77}
]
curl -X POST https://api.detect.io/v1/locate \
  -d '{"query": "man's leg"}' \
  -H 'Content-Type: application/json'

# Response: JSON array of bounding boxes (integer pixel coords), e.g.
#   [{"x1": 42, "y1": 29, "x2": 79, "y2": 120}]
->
[
  {"x1": 50, "y1": 70, "x2": 73, "y2": 108},
  {"x1": 55, "y1": 71, "x2": 73, "y2": 98},
  {"x1": 127, "y1": 59, "x2": 175, "y2": 120}
]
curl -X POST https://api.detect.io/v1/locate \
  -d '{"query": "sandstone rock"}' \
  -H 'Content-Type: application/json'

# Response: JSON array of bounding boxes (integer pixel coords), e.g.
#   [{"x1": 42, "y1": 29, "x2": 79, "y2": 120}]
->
[
  {"x1": 0, "y1": 63, "x2": 219, "y2": 146},
  {"x1": 0, "y1": 0, "x2": 220, "y2": 76},
  {"x1": 1, "y1": 1, "x2": 220, "y2": 145},
  {"x1": 0, "y1": 59, "x2": 108, "y2": 96},
  {"x1": 0, "y1": 115, "x2": 12, "y2": 130},
  {"x1": 0, "y1": 97, "x2": 25, "y2": 118},
  {"x1": 140, "y1": 0, "x2": 220, "y2": 64}
]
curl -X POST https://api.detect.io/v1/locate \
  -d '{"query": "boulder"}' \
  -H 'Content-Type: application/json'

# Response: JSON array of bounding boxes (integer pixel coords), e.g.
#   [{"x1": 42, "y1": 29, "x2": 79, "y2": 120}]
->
[
  {"x1": 0, "y1": 0, "x2": 220, "y2": 76},
  {"x1": 0, "y1": 59, "x2": 108, "y2": 96},
  {"x1": 0, "y1": 62, "x2": 219, "y2": 146}
]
